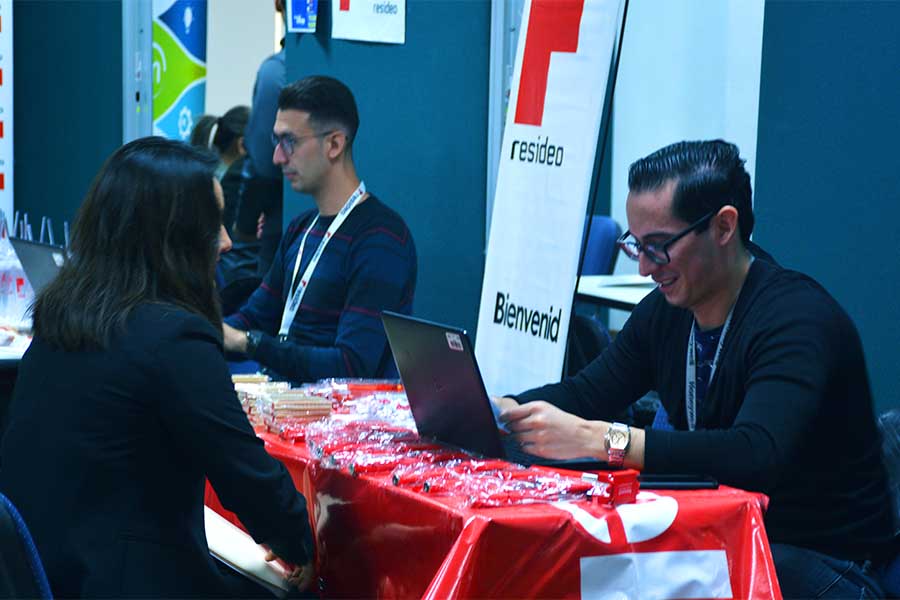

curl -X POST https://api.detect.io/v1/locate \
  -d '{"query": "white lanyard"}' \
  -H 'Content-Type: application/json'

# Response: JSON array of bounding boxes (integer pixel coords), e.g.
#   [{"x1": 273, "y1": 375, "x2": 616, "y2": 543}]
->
[
  {"x1": 684, "y1": 256, "x2": 754, "y2": 431},
  {"x1": 278, "y1": 182, "x2": 366, "y2": 338},
  {"x1": 685, "y1": 309, "x2": 733, "y2": 431}
]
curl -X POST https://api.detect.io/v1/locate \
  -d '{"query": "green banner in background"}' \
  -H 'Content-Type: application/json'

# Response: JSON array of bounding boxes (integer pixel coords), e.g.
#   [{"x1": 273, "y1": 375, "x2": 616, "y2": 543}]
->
[{"x1": 152, "y1": 0, "x2": 207, "y2": 140}]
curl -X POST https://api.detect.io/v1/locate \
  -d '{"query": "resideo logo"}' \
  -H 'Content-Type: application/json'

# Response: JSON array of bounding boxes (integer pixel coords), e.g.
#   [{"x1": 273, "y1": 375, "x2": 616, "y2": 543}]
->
[
  {"x1": 340, "y1": 0, "x2": 396, "y2": 14},
  {"x1": 494, "y1": 292, "x2": 562, "y2": 342},
  {"x1": 509, "y1": 0, "x2": 584, "y2": 167}
]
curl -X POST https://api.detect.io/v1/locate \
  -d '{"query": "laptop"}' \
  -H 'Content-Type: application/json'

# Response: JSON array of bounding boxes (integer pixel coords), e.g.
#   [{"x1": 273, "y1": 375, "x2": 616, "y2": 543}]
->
[
  {"x1": 381, "y1": 311, "x2": 610, "y2": 471},
  {"x1": 9, "y1": 238, "x2": 66, "y2": 294}
]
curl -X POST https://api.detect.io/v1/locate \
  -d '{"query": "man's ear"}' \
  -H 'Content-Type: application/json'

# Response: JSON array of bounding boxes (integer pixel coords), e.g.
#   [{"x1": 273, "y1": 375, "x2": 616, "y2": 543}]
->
[
  {"x1": 714, "y1": 205, "x2": 740, "y2": 246},
  {"x1": 324, "y1": 131, "x2": 348, "y2": 161}
]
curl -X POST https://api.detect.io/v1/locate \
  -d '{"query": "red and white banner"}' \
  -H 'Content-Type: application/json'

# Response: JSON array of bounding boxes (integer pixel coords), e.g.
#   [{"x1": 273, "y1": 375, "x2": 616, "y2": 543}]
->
[
  {"x1": 331, "y1": 0, "x2": 405, "y2": 45},
  {"x1": 475, "y1": 0, "x2": 623, "y2": 395}
]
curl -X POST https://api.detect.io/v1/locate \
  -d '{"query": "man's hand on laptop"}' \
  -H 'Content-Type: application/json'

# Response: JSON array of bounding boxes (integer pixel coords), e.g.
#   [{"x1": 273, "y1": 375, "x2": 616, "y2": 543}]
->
[
  {"x1": 491, "y1": 396, "x2": 519, "y2": 413},
  {"x1": 499, "y1": 400, "x2": 605, "y2": 460}
]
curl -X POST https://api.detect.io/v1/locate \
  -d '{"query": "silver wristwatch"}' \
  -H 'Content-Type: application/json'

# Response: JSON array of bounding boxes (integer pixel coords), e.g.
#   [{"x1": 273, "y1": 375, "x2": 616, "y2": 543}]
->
[{"x1": 604, "y1": 422, "x2": 631, "y2": 467}]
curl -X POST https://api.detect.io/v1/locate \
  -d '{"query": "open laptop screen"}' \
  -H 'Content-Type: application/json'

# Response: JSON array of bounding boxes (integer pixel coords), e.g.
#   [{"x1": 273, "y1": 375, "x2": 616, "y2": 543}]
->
[
  {"x1": 381, "y1": 311, "x2": 505, "y2": 458},
  {"x1": 9, "y1": 238, "x2": 66, "y2": 294}
]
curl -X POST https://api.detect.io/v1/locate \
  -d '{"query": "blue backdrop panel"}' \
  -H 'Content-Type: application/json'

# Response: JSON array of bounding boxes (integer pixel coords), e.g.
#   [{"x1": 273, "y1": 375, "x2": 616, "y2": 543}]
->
[
  {"x1": 13, "y1": 0, "x2": 123, "y2": 230},
  {"x1": 754, "y1": 0, "x2": 900, "y2": 412}
]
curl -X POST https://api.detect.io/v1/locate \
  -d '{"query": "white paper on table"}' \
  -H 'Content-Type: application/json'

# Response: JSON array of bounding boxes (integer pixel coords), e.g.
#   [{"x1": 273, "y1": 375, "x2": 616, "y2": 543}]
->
[{"x1": 204, "y1": 507, "x2": 291, "y2": 598}]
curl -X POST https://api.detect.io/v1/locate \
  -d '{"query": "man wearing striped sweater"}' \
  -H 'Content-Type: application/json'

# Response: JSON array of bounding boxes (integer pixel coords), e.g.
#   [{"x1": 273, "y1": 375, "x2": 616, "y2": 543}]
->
[{"x1": 223, "y1": 76, "x2": 417, "y2": 384}]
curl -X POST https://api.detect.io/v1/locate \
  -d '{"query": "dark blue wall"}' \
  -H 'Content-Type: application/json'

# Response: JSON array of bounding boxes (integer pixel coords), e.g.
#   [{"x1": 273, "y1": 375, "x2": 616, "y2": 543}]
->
[
  {"x1": 13, "y1": 0, "x2": 122, "y2": 237},
  {"x1": 754, "y1": 1, "x2": 900, "y2": 413},
  {"x1": 282, "y1": 0, "x2": 489, "y2": 336}
]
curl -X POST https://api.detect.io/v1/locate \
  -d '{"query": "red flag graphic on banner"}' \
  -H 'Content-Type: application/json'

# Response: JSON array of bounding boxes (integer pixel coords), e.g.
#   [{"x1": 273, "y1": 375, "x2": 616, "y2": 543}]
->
[{"x1": 514, "y1": 0, "x2": 584, "y2": 126}]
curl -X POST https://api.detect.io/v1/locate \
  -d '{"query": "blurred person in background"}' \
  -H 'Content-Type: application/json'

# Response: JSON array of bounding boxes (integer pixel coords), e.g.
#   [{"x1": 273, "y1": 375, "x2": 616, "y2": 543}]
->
[
  {"x1": 239, "y1": 0, "x2": 288, "y2": 277},
  {"x1": 191, "y1": 106, "x2": 262, "y2": 313},
  {"x1": 189, "y1": 106, "x2": 251, "y2": 237},
  {"x1": 209, "y1": 105, "x2": 251, "y2": 231},
  {"x1": 190, "y1": 113, "x2": 219, "y2": 150}
]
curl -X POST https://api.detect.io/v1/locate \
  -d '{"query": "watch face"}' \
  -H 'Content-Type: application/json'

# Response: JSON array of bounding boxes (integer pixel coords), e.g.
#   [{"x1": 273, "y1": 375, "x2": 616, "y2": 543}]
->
[{"x1": 608, "y1": 429, "x2": 628, "y2": 449}]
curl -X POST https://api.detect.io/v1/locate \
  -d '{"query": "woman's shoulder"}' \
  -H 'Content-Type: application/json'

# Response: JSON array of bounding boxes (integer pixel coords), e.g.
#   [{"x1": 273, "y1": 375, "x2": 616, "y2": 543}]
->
[{"x1": 130, "y1": 303, "x2": 221, "y2": 345}]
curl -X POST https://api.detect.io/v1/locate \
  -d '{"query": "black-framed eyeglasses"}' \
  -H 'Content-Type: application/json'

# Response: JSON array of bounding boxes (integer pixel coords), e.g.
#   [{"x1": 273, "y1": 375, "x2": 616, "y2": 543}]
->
[
  {"x1": 271, "y1": 130, "x2": 337, "y2": 157},
  {"x1": 617, "y1": 211, "x2": 715, "y2": 265}
]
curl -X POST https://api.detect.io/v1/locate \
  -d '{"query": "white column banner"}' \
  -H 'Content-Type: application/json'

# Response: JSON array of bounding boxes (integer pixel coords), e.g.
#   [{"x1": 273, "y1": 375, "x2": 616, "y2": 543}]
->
[
  {"x1": 475, "y1": 0, "x2": 622, "y2": 396},
  {"x1": 0, "y1": 0, "x2": 12, "y2": 221},
  {"x1": 331, "y1": 0, "x2": 405, "y2": 45}
]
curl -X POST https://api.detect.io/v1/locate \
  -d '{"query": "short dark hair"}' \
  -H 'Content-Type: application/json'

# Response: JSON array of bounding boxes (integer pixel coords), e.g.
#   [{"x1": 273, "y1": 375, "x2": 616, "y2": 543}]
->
[
  {"x1": 628, "y1": 140, "x2": 754, "y2": 244},
  {"x1": 33, "y1": 136, "x2": 223, "y2": 350},
  {"x1": 211, "y1": 105, "x2": 250, "y2": 155},
  {"x1": 277, "y1": 76, "x2": 359, "y2": 148}
]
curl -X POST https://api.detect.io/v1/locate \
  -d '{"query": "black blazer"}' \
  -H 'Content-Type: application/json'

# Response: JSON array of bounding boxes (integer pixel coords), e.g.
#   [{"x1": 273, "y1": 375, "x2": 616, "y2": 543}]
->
[{"x1": 0, "y1": 303, "x2": 313, "y2": 597}]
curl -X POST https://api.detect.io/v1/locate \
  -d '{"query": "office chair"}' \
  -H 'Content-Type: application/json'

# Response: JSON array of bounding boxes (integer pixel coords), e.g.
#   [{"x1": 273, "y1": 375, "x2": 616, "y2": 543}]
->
[
  {"x1": 0, "y1": 492, "x2": 52, "y2": 599},
  {"x1": 566, "y1": 216, "x2": 622, "y2": 377},
  {"x1": 565, "y1": 314, "x2": 611, "y2": 377},
  {"x1": 580, "y1": 215, "x2": 622, "y2": 277},
  {"x1": 877, "y1": 410, "x2": 900, "y2": 596}
]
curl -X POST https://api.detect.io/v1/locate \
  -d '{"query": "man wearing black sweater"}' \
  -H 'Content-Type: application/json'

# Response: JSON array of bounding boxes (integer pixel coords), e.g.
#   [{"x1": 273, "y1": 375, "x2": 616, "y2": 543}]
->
[{"x1": 497, "y1": 140, "x2": 896, "y2": 597}]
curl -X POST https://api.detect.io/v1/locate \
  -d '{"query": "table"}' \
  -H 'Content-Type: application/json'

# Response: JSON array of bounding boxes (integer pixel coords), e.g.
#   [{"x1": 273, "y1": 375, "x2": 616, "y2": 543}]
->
[
  {"x1": 577, "y1": 274, "x2": 657, "y2": 311},
  {"x1": 207, "y1": 432, "x2": 781, "y2": 599},
  {"x1": 0, "y1": 345, "x2": 27, "y2": 368}
]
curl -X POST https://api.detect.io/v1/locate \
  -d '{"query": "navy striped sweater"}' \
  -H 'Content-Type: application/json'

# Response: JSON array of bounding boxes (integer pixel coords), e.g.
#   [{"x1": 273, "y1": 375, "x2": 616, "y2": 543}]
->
[{"x1": 225, "y1": 195, "x2": 417, "y2": 384}]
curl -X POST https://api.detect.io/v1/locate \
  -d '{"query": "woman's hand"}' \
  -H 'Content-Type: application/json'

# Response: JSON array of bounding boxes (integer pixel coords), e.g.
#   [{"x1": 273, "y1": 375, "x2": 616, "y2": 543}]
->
[{"x1": 264, "y1": 550, "x2": 315, "y2": 592}]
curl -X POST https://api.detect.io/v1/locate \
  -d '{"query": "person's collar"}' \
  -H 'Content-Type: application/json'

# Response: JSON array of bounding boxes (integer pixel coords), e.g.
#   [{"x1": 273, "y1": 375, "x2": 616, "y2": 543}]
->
[
  {"x1": 693, "y1": 250, "x2": 753, "y2": 330},
  {"x1": 315, "y1": 177, "x2": 367, "y2": 217}
]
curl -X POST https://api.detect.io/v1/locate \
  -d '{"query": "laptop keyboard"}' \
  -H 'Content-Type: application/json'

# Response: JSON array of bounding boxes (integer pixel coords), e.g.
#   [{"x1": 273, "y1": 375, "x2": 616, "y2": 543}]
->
[
  {"x1": 501, "y1": 437, "x2": 615, "y2": 471},
  {"x1": 502, "y1": 437, "x2": 552, "y2": 467}
]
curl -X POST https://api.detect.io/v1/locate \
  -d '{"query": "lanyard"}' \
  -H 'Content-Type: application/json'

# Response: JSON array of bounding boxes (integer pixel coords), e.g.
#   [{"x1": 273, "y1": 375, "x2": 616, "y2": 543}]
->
[
  {"x1": 684, "y1": 256, "x2": 754, "y2": 431},
  {"x1": 278, "y1": 182, "x2": 366, "y2": 338},
  {"x1": 685, "y1": 309, "x2": 733, "y2": 431}
]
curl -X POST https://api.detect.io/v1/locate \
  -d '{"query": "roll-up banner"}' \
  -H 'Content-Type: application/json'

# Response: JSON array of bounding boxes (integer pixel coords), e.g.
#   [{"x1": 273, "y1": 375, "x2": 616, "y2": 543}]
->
[
  {"x1": 0, "y1": 0, "x2": 11, "y2": 220},
  {"x1": 152, "y1": 0, "x2": 207, "y2": 141},
  {"x1": 475, "y1": 0, "x2": 623, "y2": 396}
]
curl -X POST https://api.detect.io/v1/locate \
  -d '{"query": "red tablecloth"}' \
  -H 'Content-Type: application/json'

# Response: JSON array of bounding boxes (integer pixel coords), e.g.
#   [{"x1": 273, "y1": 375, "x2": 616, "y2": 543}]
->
[{"x1": 206, "y1": 433, "x2": 782, "y2": 598}]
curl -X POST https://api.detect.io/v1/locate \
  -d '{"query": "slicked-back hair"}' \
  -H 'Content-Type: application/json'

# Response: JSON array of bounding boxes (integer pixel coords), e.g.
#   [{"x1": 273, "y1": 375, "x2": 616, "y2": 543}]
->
[
  {"x1": 33, "y1": 136, "x2": 223, "y2": 351},
  {"x1": 628, "y1": 140, "x2": 754, "y2": 245},
  {"x1": 277, "y1": 76, "x2": 359, "y2": 150}
]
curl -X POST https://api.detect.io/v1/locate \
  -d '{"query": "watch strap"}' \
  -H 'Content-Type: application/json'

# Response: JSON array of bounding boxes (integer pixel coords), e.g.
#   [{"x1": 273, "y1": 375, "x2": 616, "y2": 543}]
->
[
  {"x1": 245, "y1": 330, "x2": 264, "y2": 359},
  {"x1": 607, "y1": 447, "x2": 627, "y2": 467},
  {"x1": 604, "y1": 422, "x2": 631, "y2": 467}
]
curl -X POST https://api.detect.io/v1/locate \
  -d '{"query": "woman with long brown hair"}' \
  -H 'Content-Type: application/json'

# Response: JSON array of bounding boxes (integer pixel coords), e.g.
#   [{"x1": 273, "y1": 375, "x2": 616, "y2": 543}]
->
[{"x1": 1, "y1": 137, "x2": 314, "y2": 597}]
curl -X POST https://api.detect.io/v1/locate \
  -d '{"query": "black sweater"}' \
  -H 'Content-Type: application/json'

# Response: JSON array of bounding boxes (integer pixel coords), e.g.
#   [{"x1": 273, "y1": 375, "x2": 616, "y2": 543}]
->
[{"x1": 517, "y1": 257, "x2": 894, "y2": 562}]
